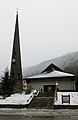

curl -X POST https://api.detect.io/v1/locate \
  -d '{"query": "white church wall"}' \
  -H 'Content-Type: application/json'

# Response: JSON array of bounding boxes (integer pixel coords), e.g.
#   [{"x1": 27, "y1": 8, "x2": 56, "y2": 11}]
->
[{"x1": 28, "y1": 77, "x2": 74, "y2": 91}]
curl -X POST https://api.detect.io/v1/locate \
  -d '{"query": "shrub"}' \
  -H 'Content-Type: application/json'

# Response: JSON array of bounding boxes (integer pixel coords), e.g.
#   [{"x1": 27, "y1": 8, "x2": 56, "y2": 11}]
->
[{"x1": 1, "y1": 68, "x2": 14, "y2": 96}]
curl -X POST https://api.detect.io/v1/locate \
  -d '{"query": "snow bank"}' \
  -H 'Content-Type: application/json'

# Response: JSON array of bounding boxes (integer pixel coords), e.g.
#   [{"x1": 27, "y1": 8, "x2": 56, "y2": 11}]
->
[
  {"x1": 0, "y1": 91, "x2": 37, "y2": 105},
  {"x1": 54, "y1": 92, "x2": 78, "y2": 105}
]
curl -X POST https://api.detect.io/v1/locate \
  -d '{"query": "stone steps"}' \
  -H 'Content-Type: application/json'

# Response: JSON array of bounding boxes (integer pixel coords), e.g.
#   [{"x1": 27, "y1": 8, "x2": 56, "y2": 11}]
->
[
  {"x1": 38, "y1": 92, "x2": 54, "y2": 97},
  {"x1": 28, "y1": 92, "x2": 55, "y2": 109}
]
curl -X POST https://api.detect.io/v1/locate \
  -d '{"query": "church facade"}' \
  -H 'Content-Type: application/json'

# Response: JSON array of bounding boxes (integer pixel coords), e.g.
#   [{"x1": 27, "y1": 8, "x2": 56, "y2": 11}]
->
[{"x1": 24, "y1": 63, "x2": 75, "y2": 92}]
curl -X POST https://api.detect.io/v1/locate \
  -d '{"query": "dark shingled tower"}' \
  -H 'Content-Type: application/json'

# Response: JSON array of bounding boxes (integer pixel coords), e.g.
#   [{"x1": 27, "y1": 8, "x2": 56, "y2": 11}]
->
[{"x1": 10, "y1": 10, "x2": 23, "y2": 91}]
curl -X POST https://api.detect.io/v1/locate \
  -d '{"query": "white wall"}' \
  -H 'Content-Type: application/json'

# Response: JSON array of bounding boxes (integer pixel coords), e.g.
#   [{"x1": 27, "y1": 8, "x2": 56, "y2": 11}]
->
[{"x1": 28, "y1": 77, "x2": 74, "y2": 91}]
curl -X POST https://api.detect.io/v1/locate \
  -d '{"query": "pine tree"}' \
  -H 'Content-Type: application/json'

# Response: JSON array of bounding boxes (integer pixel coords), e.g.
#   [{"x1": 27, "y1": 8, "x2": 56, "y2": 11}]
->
[{"x1": 1, "y1": 68, "x2": 14, "y2": 96}]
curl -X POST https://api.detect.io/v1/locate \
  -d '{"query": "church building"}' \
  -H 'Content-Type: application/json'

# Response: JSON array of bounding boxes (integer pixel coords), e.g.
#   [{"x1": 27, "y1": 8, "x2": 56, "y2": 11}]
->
[
  {"x1": 9, "y1": 11, "x2": 75, "y2": 93},
  {"x1": 24, "y1": 63, "x2": 75, "y2": 92}
]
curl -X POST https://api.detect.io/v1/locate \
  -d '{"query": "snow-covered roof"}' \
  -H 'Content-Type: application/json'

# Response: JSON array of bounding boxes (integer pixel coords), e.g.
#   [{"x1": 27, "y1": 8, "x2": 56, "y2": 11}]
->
[{"x1": 27, "y1": 70, "x2": 75, "y2": 79}]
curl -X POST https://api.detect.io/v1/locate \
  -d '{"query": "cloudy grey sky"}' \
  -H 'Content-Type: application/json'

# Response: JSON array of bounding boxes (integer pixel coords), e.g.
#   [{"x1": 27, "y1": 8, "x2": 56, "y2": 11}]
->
[{"x1": 0, "y1": 0, "x2": 78, "y2": 74}]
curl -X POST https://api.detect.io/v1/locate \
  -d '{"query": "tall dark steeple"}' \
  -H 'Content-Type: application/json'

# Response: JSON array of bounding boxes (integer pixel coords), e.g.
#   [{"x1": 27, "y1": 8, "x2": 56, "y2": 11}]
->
[{"x1": 10, "y1": 10, "x2": 23, "y2": 91}]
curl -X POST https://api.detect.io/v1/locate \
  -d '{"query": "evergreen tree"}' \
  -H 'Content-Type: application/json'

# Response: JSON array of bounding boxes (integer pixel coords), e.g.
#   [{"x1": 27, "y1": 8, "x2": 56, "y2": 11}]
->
[{"x1": 1, "y1": 68, "x2": 14, "y2": 96}]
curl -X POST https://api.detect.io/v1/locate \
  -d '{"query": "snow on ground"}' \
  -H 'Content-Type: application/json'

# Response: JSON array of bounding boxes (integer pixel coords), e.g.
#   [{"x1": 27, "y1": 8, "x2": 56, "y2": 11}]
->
[
  {"x1": 0, "y1": 90, "x2": 37, "y2": 105},
  {"x1": 0, "y1": 91, "x2": 78, "y2": 106},
  {"x1": 54, "y1": 92, "x2": 78, "y2": 105}
]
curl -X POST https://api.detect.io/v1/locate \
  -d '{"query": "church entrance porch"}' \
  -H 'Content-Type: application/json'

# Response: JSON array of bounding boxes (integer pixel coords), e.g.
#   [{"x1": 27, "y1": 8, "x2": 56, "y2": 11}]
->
[
  {"x1": 44, "y1": 85, "x2": 56, "y2": 93},
  {"x1": 38, "y1": 85, "x2": 56, "y2": 97},
  {"x1": 43, "y1": 85, "x2": 56, "y2": 97}
]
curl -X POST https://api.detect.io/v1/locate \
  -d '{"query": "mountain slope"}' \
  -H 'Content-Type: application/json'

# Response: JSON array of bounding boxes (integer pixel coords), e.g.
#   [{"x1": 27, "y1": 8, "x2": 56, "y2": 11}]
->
[{"x1": 23, "y1": 51, "x2": 78, "y2": 78}]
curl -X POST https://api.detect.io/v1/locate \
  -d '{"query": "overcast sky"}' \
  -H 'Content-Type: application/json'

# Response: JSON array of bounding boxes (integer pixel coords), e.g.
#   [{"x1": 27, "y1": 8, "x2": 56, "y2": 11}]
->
[{"x1": 0, "y1": 0, "x2": 78, "y2": 74}]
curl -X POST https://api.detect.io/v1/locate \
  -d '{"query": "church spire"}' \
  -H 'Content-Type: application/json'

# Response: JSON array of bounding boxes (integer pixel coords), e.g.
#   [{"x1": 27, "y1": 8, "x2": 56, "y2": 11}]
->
[
  {"x1": 16, "y1": 8, "x2": 18, "y2": 14},
  {"x1": 10, "y1": 11, "x2": 23, "y2": 91}
]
